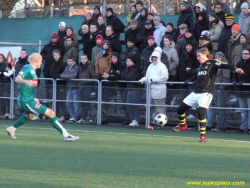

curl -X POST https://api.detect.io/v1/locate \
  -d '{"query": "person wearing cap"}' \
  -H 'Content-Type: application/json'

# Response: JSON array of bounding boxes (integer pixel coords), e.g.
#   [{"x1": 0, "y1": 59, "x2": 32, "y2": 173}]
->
[
  {"x1": 207, "y1": 51, "x2": 230, "y2": 132},
  {"x1": 231, "y1": 33, "x2": 250, "y2": 66},
  {"x1": 79, "y1": 24, "x2": 91, "y2": 60},
  {"x1": 218, "y1": 14, "x2": 235, "y2": 53},
  {"x1": 121, "y1": 55, "x2": 143, "y2": 127},
  {"x1": 106, "y1": 7, "x2": 125, "y2": 37},
  {"x1": 92, "y1": 34, "x2": 104, "y2": 68},
  {"x1": 65, "y1": 25, "x2": 79, "y2": 51},
  {"x1": 238, "y1": 2, "x2": 250, "y2": 34},
  {"x1": 175, "y1": 23, "x2": 188, "y2": 58},
  {"x1": 160, "y1": 22, "x2": 178, "y2": 48},
  {"x1": 76, "y1": 54, "x2": 97, "y2": 124},
  {"x1": 219, "y1": 0, "x2": 231, "y2": 14},
  {"x1": 136, "y1": 20, "x2": 155, "y2": 52},
  {"x1": 198, "y1": 35, "x2": 213, "y2": 51},
  {"x1": 78, "y1": 11, "x2": 95, "y2": 36},
  {"x1": 139, "y1": 49, "x2": 169, "y2": 126},
  {"x1": 63, "y1": 36, "x2": 78, "y2": 64},
  {"x1": 92, "y1": 5, "x2": 102, "y2": 23},
  {"x1": 126, "y1": 5, "x2": 137, "y2": 28},
  {"x1": 177, "y1": 1, "x2": 193, "y2": 29},
  {"x1": 97, "y1": 15, "x2": 106, "y2": 38},
  {"x1": 225, "y1": 24, "x2": 242, "y2": 64},
  {"x1": 105, "y1": 25, "x2": 122, "y2": 54},
  {"x1": 153, "y1": 16, "x2": 166, "y2": 47},
  {"x1": 215, "y1": 2, "x2": 226, "y2": 27},
  {"x1": 140, "y1": 36, "x2": 158, "y2": 74},
  {"x1": 58, "y1": 21, "x2": 67, "y2": 52},
  {"x1": 232, "y1": 48, "x2": 250, "y2": 134},
  {"x1": 120, "y1": 36, "x2": 139, "y2": 64},
  {"x1": 125, "y1": 19, "x2": 140, "y2": 48},
  {"x1": 209, "y1": 12, "x2": 224, "y2": 55}
]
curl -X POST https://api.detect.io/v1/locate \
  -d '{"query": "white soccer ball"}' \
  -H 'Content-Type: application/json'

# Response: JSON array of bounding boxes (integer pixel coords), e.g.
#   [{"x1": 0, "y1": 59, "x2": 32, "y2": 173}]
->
[{"x1": 154, "y1": 114, "x2": 168, "y2": 126}]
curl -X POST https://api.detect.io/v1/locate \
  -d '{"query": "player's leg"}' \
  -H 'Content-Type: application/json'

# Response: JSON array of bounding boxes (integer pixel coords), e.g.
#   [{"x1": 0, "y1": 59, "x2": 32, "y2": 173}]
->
[
  {"x1": 172, "y1": 102, "x2": 191, "y2": 131},
  {"x1": 198, "y1": 107, "x2": 207, "y2": 142},
  {"x1": 44, "y1": 108, "x2": 79, "y2": 142}
]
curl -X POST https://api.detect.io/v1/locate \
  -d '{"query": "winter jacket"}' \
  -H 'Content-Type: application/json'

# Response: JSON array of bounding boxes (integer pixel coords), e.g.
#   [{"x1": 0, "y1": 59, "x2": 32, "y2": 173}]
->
[
  {"x1": 89, "y1": 31, "x2": 100, "y2": 52},
  {"x1": 193, "y1": 11, "x2": 209, "y2": 41},
  {"x1": 0, "y1": 61, "x2": 7, "y2": 83},
  {"x1": 126, "y1": 11, "x2": 137, "y2": 27},
  {"x1": 178, "y1": 50, "x2": 200, "y2": 81},
  {"x1": 49, "y1": 59, "x2": 67, "y2": 85},
  {"x1": 63, "y1": 34, "x2": 79, "y2": 50},
  {"x1": 216, "y1": 11, "x2": 226, "y2": 27},
  {"x1": 40, "y1": 33, "x2": 64, "y2": 78},
  {"x1": 221, "y1": 3, "x2": 231, "y2": 14},
  {"x1": 2, "y1": 67, "x2": 14, "y2": 83},
  {"x1": 140, "y1": 51, "x2": 169, "y2": 99},
  {"x1": 209, "y1": 20, "x2": 224, "y2": 51},
  {"x1": 137, "y1": 8, "x2": 148, "y2": 30},
  {"x1": 125, "y1": 27, "x2": 140, "y2": 48},
  {"x1": 160, "y1": 29, "x2": 178, "y2": 48},
  {"x1": 233, "y1": 58, "x2": 250, "y2": 91},
  {"x1": 153, "y1": 23, "x2": 166, "y2": 47},
  {"x1": 57, "y1": 29, "x2": 66, "y2": 56},
  {"x1": 231, "y1": 33, "x2": 250, "y2": 66},
  {"x1": 80, "y1": 32, "x2": 91, "y2": 60},
  {"x1": 78, "y1": 60, "x2": 97, "y2": 86},
  {"x1": 218, "y1": 23, "x2": 235, "y2": 53},
  {"x1": 181, "y1": 36, "x2": 198, "y2": 58},
  {"x1": 225, "y1": 33, "x2": 241, "y2": 64},
  {"x1": 238, "y1": 12, "x2": 250, "y2": 34},
  {"x1": 121, "y1": 64, "x2": 142, "y2": 89},
  {"x1": 105, "y1": 34, "x2": 122, "y2": 54},
  {"x1": 191, "y1": 3, "x2": 204, "y2": 30},
  {"x1": 175, "y1": 35, "x2": 186, "y2": 59},
  {"x1": 163, "y1": 42, "x2": 179, "y2": 76},
  {"x1": 177, "y1": 7, "x2": 193, "y2": 28},
  {"x1": 140, "y1": 43, "x2": 158, "y2": 72},
  {"x1": 63, "y1": 43, "x2": 79, "y2": 64},
  {"x1": 98, "y1": 24, "x2": 106, "y2": 38},
  {"x1": 95, "y1": 50, "x2": 112, "y2": 76},
  {"x1": 198, "y1": 40, "x2": 213, "y2": 52},
  {"x1": 60, "y1": 63, "x2": 79, "y2": 88},
  {"x1": 78, "y1": 18, "x2": 96, "y2": 36},
  {"x1": 15, "y1": 57, "x2": 29, "y2": 77},
  {"x1": 120, "y1": 45, "x2": 140, "y2": 64},
  {"x1": 106, "y1": 14, "x2": 125, "y2": 36},
  {"x1": 136, "y1": 26, "x2": 155, "y2": 52}
]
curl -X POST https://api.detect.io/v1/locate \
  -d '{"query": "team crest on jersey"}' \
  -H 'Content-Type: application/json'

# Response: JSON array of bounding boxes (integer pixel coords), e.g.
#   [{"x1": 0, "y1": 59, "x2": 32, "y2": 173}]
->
[
  {"x1": 31, "y1": 70, "x2": 36, "y2": 74},
  {"x1": 35, "y1": 103, "x2": 41, "y2": 109},
  {"x1": 215, "y1": 62, "x2": 221, "y2": 66}
]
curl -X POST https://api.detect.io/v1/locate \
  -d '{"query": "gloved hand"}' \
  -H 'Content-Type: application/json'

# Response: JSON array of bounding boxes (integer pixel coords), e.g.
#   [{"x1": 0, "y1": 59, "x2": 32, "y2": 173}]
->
[
  {"x1": 184, "y1": 79, "x2": 191, "y2": 86},
  {"x1": 238, "y1": 81, "x2": 243, "y2": 86},
  {"x1": 232, "y1": 81, "x2": 237, "y2": 86}
]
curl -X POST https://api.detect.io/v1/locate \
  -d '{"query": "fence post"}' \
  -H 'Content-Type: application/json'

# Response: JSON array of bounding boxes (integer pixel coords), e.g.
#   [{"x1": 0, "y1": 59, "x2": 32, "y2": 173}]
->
[
  {"x1": 10, "y1": 78, "x2": 15, "y2": 119},
  {"x1": 97, "y1": 80, "x2": 102, "y2": 125},
  {"x1": 39, "y1": 40, "x2": 42, "y2": 53},
  {"x1": 0, "y1": 11, "x2": 2, "y2": 18},
  {"x1": 103, "y1": 1, "x2": 107, "y2": 17},
  {"x1": 164, "y1": 0, "x2": 167, "y2": 15},
  {"x1": 52, "y1": 79, "x2": 56, "y2": 112},
  {"x1": 145, "y1": 82, "x2": 151, "y2": 128},
  {"x1": 50, "y1": 6, "x2": 53, "y2": 17}
]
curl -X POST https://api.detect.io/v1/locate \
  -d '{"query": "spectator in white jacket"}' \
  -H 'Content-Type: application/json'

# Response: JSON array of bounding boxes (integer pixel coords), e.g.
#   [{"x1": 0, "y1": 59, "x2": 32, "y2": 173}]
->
[
  {"x1": 153, "y1": 16, "x2": 166, "y2": 47},
  {"x1": 139, "y1": 50, "x2": 169, "y2": 124}
]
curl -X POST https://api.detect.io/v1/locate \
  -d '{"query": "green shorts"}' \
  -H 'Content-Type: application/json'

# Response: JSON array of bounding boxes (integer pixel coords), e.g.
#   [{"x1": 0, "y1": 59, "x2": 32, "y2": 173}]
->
[{"x1": 20, "y1": 101, "x2": 48, "y2": 116}]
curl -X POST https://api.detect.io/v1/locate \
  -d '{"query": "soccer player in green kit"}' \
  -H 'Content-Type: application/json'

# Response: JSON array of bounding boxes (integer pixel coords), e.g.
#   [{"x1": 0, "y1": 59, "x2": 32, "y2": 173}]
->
[{"x1": 6, "y1": 53, "x2": 79, "y2": 141}]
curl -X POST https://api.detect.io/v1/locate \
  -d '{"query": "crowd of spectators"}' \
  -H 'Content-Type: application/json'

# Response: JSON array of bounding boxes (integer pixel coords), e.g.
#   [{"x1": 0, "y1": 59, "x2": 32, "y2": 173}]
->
[{"x1": 0, "y1": 0, "x2": 249, "y2": 133}]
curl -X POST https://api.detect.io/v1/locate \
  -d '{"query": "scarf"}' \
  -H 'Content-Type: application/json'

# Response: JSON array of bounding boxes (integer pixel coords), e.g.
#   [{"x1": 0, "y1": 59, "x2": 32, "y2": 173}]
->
[{"x1": 100, "y1": 49, "x2": 109, "y2": 57}]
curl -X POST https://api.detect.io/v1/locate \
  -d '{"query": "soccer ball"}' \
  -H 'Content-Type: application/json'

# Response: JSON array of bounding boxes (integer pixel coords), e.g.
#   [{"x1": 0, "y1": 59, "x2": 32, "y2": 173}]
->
[{"x1": 154, "y1": 114, "x2": 168, "y2": 126}]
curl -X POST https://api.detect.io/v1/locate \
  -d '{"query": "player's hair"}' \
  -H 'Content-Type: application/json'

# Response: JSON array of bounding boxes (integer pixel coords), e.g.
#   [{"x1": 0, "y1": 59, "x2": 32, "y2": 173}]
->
[
  {"x1": 197, "y1": 47, "x2": 213, "y2": 60},
  {"x1": 0, "y1": 53, "x2": 6, "y2": 61},
  {"x1": 52, "y1": 49, "x2": 61, "y2": 56},
  {"x1": 164, "y1": 35, "x2": 172, "y2": 42},
  {"x1": 106, "y1": 25, "x2": 114, "y2": 31}
]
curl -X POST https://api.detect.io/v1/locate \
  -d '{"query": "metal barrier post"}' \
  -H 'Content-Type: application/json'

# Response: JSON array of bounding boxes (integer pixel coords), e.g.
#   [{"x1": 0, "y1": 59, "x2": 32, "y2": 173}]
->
[
  {"x1": 9, "y1": 78, "x2": 14, "y2": 119},
  {"x1": 145, "y1": 81, "x2": 151, "y2": 128},
  {"x1": 52, "y1": 79, "x2": 56, "y2": 112},
  {"x1": 97, "y1": 80, "x2": 103, "y2": 125}
]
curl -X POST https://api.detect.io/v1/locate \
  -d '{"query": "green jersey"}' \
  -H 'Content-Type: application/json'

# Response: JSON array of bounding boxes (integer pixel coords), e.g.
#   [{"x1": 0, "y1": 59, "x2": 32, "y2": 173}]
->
[{"x1": 18, "y1": 64, "x2": 38, "y2": 105}]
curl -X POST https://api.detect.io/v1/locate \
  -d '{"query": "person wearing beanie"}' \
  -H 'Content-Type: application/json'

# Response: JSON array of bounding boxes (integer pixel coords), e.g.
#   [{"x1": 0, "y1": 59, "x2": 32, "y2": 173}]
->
[
  {"x1": 92, "y1": 34, "x2": 104, "y2": 67},
  {"x1": 177, "y1": 1, "x2": 193, "y2": 28},
  {"x1": 125, "y1": 19, "x2": 140, "y2": 49},
  {"x1": 106, "y1": 7, "x2": 125, "y2": 36},
  {"x1": 139, "y1": 49, "x2": 169, "y2": 126},
  {"x1": 120, "y1": 36, "x2": 140, "y2": 64},
  {"x1": 121, "y1": 54, "x2": 143, "y2": 127},
  {"x1": 235, "y1": 0, "x2": 249, "y2": 14},
  {"x1": 153, "y1": 16, "x2": 166, "y2": 47},
  {"x1": 218, "y1": 13, "x2": 235, "y2": 53},
  {"x1": 239, "y1": 2, "x2": 250, "y2": 34},
  {"x1": 215, "y1": 3, "x2": 226, "y2": 27},
  {"x1": 160, "y1": 22, "x2": 178, "y2": 48},
  {"x1": 78, "y1": 12, "x2": 95, "y2": 36},
  {"x1": 225, "y1": 24, "x2": 242, "y2": 64},
  {"x1": 209, "y1": 12, "x2": 224, "y2": 54},
  {"x1": 193, "y1": 11, "x2": 209, "y2": 41},
  {"x1": 231, "y1": 33, "x2": 250, "y2": 66},
  {"x1": 93, "y1": 5, "x2": 102, "y2": 22}
]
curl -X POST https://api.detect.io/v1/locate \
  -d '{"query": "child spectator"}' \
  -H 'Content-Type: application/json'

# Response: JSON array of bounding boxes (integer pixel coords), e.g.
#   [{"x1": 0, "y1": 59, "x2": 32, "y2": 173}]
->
[{"x1": 92, "y1": 34, "x2": 104, "y2": 68}]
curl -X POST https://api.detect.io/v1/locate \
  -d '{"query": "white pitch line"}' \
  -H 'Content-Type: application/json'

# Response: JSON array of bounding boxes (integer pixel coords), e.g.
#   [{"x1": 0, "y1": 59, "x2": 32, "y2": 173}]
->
[{"x1": 1, "y1": 125, "x2": 250, "y2": 143}]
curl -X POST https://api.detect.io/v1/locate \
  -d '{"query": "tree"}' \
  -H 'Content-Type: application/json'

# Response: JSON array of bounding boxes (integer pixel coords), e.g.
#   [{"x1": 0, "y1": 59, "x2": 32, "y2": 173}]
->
[{"x1": 0, "y1": 0, "x2": 19, "y2": 18}]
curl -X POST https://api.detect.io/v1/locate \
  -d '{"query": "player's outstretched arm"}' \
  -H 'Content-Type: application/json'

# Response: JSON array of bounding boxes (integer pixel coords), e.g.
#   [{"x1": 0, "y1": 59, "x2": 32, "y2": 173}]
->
[{"x1": 15, "y1": 75, "x2": 35, "y2": 86}]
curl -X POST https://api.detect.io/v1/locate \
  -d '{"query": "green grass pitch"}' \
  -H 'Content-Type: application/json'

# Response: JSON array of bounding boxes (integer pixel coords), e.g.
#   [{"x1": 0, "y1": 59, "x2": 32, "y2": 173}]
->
[{"x1": 1, "y1": 120, "x2": 249, "y2": 188}]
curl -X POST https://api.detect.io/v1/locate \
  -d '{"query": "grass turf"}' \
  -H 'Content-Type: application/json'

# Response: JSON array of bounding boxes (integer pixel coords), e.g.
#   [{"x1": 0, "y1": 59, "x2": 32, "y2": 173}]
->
[{"x1": 0, "y1": 120, "x2": 249, "y2": 188}]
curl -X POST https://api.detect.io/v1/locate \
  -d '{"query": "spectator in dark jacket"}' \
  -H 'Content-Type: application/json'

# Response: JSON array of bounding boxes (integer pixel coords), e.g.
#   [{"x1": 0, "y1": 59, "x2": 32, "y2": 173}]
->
[
  {"x1": 78, "y1": 12, "x2": 96, "y2": 36},
  {"x1": 125, "y1": 19, "x2": 140, "y2": 48},
  {"x1": 136, "y1": 20, "x2": 155, "y2": 52},
  {"x1": 97, "y1": 15, "x2": 106, "y2": 38},
  {"x1": 121, "y1": 55, "x2": 143, "y2": 127},
  {"x1": 106, "y1": 7, "x2": 125, "y2": 37},
  {"x1": 177, "y1": 1, "x2": 193, "y2": 29},
  {"x1": 137, "y1": 7, "x2": 148, "y2": 31},
  {"x1": 193, "y1": 11, "x2": 209, "y2": 41},
  {"x1": 89, "y1": 22, "x2": 100, "y2": 53},
  {"x1": 58, "y1": 21, "x2": 67, "y2": 56},
  {"x1": 198, "y1": 35, "x2": 213, "y2": 52},
  {"x1": 192, "y1": 3, "x2": 206, "y2": 30},
  {"x1": 15, "y1": 49, "x2": 29, "y2": 77},
  {"x1": 175, "y1": 23, "x2": 188, "y2": 59},
  {"x1": 76, "y1": 54, "x2": 97, "y2": 124},
  {"x1": 50, "y1": 50, "x2": 67, "y2": 122},
  {"x1": 233, "y1": 48, "x2": 250, "y2": 133},
  {"x1": 79, "y1": 25, "x2": 91, "y2": 60},
  {"x1": 105, "y1": 25, "x2": 122, "y2": 53},
  {"x1": 140, "y1": 36, "x2": 158, "y2": 74},
  {"x1": 160, "y1": 22, "x2": 178, "y2": 48},
  {"x1": 0, "y1": 54, "x2": 7, "y2": 116},
  {"x1": 92, "y1": 5, "x2": 102, "y2": 23},
  {"x1": 218, "y1": 14, "x2": 235, "y2": 53},
  {"x1": 220, "y1": 0, "x2": 231, "y2": 14},
  {"x1": 181, "y1": 28, "x2": 198, "y2": 57},
  {"x1": 120, "y1": 36, "x2": 140, "y2": 64},
  {"x1": 215, "y1": 2, "x2": 226, "y2": 27}
]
